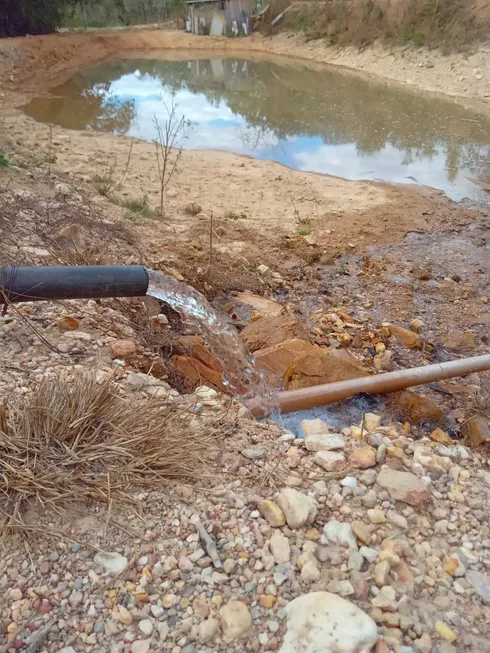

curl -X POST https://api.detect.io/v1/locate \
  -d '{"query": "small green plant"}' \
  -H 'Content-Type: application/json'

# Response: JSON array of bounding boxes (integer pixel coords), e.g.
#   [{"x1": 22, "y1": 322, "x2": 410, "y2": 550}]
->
[
  {"x1": 298, "y1": 218, "x2": 311, "y2": 236},
  {"x1": 121, "y1": 195, "x2": 152, "y2": 218},
  {"x1": 184, "y1": 202, "x2": 202, "y2": 216},
  {"x1": 0, "y1": 153, "x2": 12, "y2": 167}
]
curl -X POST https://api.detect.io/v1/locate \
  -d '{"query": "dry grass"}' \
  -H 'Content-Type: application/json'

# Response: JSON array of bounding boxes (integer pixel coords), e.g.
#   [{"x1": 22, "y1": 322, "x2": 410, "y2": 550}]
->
[
  {"x1": 184, "y1": 202, "x2": 202, "y2": 217},
  {"x1": 289, "y1": 0, "x2": 488, "y2": 52},
  {"x1": 0, "y1": 374, "x2": 221, "y2": 526}
]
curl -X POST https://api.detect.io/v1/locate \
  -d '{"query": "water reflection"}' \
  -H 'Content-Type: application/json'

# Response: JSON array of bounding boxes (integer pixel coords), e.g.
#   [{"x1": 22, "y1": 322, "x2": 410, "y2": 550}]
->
[{"x1": 23, "y1": 57, "x2": 490, "y2": 199}]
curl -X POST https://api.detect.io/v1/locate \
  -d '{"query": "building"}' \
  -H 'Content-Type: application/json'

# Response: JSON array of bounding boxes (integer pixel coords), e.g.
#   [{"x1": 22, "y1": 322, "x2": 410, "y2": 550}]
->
[{"x1": 186, "y1": 0, "x2": 253, "y2": 36}]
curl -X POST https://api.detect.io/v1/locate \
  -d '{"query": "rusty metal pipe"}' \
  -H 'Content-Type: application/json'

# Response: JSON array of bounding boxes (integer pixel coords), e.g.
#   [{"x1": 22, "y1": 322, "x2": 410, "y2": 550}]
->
[{"x1": 276, "y1": 353, "x2": 490, "y2": 414}]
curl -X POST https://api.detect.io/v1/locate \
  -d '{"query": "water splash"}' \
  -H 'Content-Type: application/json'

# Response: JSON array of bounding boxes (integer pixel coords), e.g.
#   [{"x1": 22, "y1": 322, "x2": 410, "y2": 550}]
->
[{"x1": 146, "y1": 269, "x2": 276, "y2": 411}]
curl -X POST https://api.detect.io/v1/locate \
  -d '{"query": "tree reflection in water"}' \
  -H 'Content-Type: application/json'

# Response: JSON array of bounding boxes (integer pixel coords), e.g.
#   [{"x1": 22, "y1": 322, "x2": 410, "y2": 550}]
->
[{"x1": 23, "y1": 57, "x2": 490, "y2": 198}]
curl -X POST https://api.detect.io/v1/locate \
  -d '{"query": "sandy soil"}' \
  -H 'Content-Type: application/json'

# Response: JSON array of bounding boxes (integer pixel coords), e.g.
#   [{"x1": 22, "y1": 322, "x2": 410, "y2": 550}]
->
[{"x1": 0, "y1": 29, "x2": 489, "y2": 110}]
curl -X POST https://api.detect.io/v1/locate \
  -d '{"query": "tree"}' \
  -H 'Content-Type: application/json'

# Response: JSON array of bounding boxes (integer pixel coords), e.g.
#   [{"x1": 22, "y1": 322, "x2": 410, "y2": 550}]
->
[{"x1": 0, "y1": 0, "x2": 75, "y2": 37}]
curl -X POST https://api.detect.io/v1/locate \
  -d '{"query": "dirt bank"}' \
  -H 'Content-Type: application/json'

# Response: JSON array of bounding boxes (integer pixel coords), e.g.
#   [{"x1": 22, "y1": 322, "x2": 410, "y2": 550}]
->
[{"x1": 0, "y1": 28, "x2": 489, "y2": 109}]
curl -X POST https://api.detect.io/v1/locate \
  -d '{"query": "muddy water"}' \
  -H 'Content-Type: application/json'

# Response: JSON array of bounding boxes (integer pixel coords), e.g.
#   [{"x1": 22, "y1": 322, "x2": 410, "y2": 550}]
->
[{"x1": 23, "y1": 56, "x2": 490, "y2": 200}]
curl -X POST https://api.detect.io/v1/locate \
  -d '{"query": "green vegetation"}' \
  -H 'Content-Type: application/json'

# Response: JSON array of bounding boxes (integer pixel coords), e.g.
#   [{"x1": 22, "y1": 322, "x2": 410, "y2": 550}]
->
[
  {"x1": 121, "y1": 194, "x2": 153, "y2": 217},
  {"x1": 0, "y1": 154, "x2": 12, "y2": 167},
  {"x1": 1, "y1": 0, "x2": 186, "y2": 37},
  {"x1": 288, "y1": 0, "x2": 488, "y2": 52}
]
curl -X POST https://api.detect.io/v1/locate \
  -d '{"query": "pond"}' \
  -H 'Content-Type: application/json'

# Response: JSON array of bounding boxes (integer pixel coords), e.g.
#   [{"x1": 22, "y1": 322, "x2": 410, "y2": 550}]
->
[{"x1": 23, "y1": 56, "x2": 490, "y2": 200}]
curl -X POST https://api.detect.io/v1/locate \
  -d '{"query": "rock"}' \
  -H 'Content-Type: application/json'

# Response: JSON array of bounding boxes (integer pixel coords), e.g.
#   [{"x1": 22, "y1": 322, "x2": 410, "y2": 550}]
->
[
  {"x1": 443, "y1": 331, "x2": 477, "y2": 353},
  {"x1": 279, "y1": 592, "x2": 377, "y2": 653},
  {"x1": 270, "y1": 532, "x2": 291, "y2": 564},
  {"x1": 360, "y1": 547, "x2": 378, "y2": 563},
  {"x1": 195, "y1": 385, "x2": 218, "y2": 400},
  {"x1": 368, "y1": 509, "x2": 386, "y2": 524},
  {"x1": 376, "y1": 468, "x2": 430, "y2": 506},
  {"x1": 199, "y1": 618, "x2": 220, "y2": 643},
  {"x1": 363, "y1": 413, "x2": 382, "y2": 432},
  {"x1": 114, "y1": 605, "x2": 132, "y2": 625},
  {"x1": 131, "y1": 641, "x2": 151, "y2": 653},
  {"x1": 372, "y1": 585, "x2": 396, "y2": 610},
  {"x1": 233, "y1": 291, "x2": 283, "y2": 317},
  {"x1": 443, "y1": 553, "x2": 466, "y2": 577},
  {"x1": 388, "y1": 391, "x2": 444, "y2": 422},
  {"x1": 313, "y1": 450, "x2": 346, "y2": 471},
  {"x1": 260, "y1": 595, "x2": 277, "y2": 608},
  {"x1": 322, "y1": 520, "x2": 358, "y2": 550},
  {"x1": 240, "y1": 314, "x2": 309, "y2": 352},
  {"x1": 376, "y1": 445, "x2": 386, "y2": 464},
  {"x1": 276, "y1": 488, "x2": 317, "y2": 529},
  {"x1": 258, "y1": 500, "x2": 286, "y2": 527},
  {"x1": 59, "y1": 649, "x2": 78, "y2": 653},
  {"x1": 110, "y1": 339, "x2": 136, "y2": 359},
  {"x1": 375, "y1": 561, "x2": 390, "y2": 586},
  {"x1": 466, "y1": 570, "x2": 490, "y2": 604},
  {"x1": 341, "y1": 476, "x2": 357, "y2": 488},
  {"x1": 374, "y1": 350, "x2": 394, "y2": 371},
  {"x1": 430, "y1": 427, "x2": 453, "y2": 446},
  {"x1": 435, "y1": 621, "x2": 457, "y2": 643},
  {"x1": 57, "y1": 316, "x2": 79, "y2": 331},
  {"x1": 257, "y1": 264, "x2": 270, "y2": 275},
  {"x1": 69, "y1": 591, "x2": 83, "y2": 607},
  {"x1": 305, "y1": 433, "x2": 345, "y2": 452},
  {"x1": 350, "y1": 447, "x2": 376, "y2": 469},
  {"x1": 301, "y1": 418, "x2": 329, "y2": 437},
  {"x1": 171, "y1": 335, "x2": 226, "y2": 392},
  {"x1": 410, "y1": 318, "x2": 424, "y2": 332},
  {"x1": 94, "y1": 552, "x2": 128, "y2": 575},
  {"x1": 219, "y1": 601, "x2": 252, "y2": 641},
  {"x1": 388, "y1": 324, "x2": 421, "y2": 348},
  {"x1": 351, "y1": 521, "x2": 372, "y2": 545},
  {"x1": 327, "y1": 580, "x2": 355, "y2": 597},
  {"x1": 301, "y1": 561, "x2": 320, "y2": 583},
  {"x1": 10, "y1": 588, "x2": 22, "y2": 601},
  {"x1": 462, "y1": 415, "x2": 490, "y2": 446},
  {"x1": 254, "y1": 339, "x2": 368, "y2": 389},
  {"x1": 242, "y1": 447, "x2": 266, "y2": 460},
  {"x1": 138, "y1": 619, "x2": 153, "y2": 635}
]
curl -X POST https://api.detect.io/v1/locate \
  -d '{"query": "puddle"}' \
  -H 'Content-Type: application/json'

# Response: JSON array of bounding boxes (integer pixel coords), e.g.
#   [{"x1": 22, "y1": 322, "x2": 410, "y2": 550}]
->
[{"x1": 23, "y1": 56, "x2": 490, "y2": 201}]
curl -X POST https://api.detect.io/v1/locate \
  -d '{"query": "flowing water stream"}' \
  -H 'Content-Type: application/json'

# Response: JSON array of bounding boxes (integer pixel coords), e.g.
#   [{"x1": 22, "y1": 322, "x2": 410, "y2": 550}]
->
[
  {"x1": 23, "y1": 56, "x2": 490, "y2": 200},
  {"x1": 146, "y1": 269, "x2": 274, "y2": 411}
]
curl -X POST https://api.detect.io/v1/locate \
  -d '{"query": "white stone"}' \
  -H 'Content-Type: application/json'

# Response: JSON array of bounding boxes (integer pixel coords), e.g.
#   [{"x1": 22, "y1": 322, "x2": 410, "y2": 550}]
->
[
  {"x1": 313, "y1": 450, "x2": 346, "y2": 471},
  {"x1": 276, "y1": 488, "x2": 317, "y2": 530},
  {"x1": 322, "y1": 520, "x2": 358, "y2": 550},
  {"x1": 131, "y1": 641, "x2": 151, "y2": 653},
  {"x1": 301, "y1": 560, "x2": 320, "y2": 583},
  {"x1": 199, "y1": 618, "x2": 220, "y2": 643},
  {"x1": 340, "y1": 476, "x2": 357, "y2": 488},
  {"x1": 305, "y1": 433, "x2": 345, "y2": 452},
  {"x1": 270, "y1": 532, "x2": 291, "y2": 564},
  {"x1": 138, "y1": 619, "x2": 153, "y2": 635},
  {"x1": 59, "y1": 649, "x2": 78, "y2": 653},
  {"x1": 195, "y1": 385, "x2": 218, "y2": 400},
  {"x1": 150, "y1": 605, "x2": 164, "y2": 618},
  {"x1": 219, "y1": 601, "x2": 252, "y2": 641},
  {"x1": 94, "y1": 552, "x2": 128, "y2": 575},
  {"x1": 279, "y1": 592, "x2": 378, "y2": 653}
]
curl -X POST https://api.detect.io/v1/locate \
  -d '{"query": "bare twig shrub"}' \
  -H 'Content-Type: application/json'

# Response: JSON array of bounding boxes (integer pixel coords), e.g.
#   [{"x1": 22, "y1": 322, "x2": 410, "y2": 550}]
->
[
  {"x1": 92, "y1": 141, "x2": 134, "y2": 197},
  {"x1": 0, "y1": 374, "x2": 222, "y2": 525},
  {"x1": 153, "y1": 98, "x2": 191, "y2": 217}
]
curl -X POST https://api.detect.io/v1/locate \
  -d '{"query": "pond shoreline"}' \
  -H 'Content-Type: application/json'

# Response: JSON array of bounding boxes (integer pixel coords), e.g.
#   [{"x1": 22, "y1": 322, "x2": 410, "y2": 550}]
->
[{"x1": 0, "y1": 29, "x2": 489, "y2": 113}]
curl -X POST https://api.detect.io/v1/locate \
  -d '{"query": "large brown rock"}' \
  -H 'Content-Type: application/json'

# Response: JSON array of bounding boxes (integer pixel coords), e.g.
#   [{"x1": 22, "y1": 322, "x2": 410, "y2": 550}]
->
[
  {"x1": 253, "y1": 338, "x2": 368, "y2": 390},
  {"x1": 241, "y1": 314, "x2": 309, "y2": 353},
  {"x1": 170, "y1": 335, "x2": 226, "y2": 392},
  {"x1": 387, "y1": 324, "x2": 422, "y2": 349},
  {"x1": 462, "y1": 414, "x2": 490, "y2": 446},
  {"x1": 388, "y1": 390, "x2": 444, "y2": 422},
  {"x1": 376, "y1": 468, "x2": 430, "y2": 507}
]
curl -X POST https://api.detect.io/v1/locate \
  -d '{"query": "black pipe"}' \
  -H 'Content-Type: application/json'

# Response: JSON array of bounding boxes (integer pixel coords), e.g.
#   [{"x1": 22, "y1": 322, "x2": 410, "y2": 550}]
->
[{"x1": 0, "y1": 266, "x2": 150, "y2": 304}]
